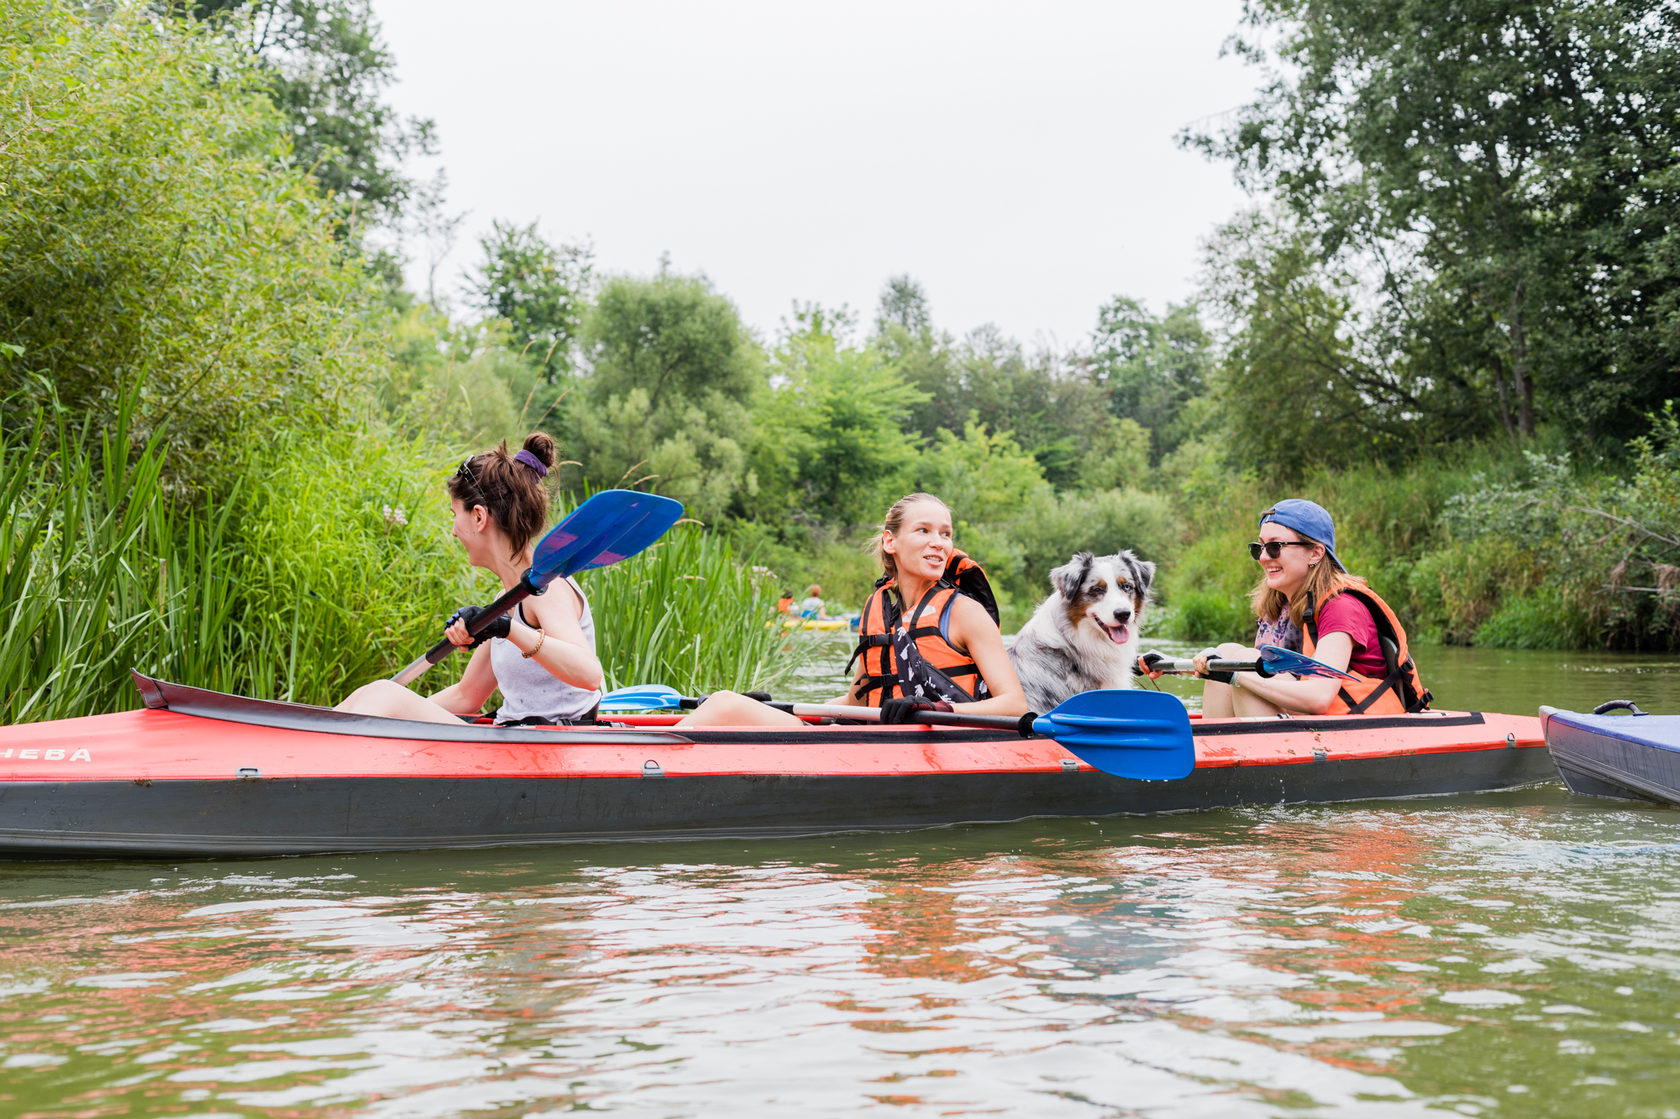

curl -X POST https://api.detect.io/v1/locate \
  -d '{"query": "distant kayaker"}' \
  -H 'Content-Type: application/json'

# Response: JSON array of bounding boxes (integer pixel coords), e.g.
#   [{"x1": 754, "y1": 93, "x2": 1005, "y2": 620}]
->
[
  {"x1": 798, "y1": 584, "x2": 828, "y2": 619},
  {"x1": 1188, "y1": 499, "x2": 1430, "y2": 716},
  {"x1": 336, "y1": 434, "x2": 604, "y2": 725},
  {"x1": 680, "y1": 492, "x2": 1028, "y2": 726}
]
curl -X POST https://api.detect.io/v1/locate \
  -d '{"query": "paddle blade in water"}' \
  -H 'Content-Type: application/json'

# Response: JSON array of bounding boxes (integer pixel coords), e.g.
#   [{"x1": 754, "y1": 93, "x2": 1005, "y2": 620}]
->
[
  {"x1": 1034, "y1": 689, "x2": 1196, "y2": 781},
  {"x1": 530, "y1": 490, "x2": 685, "y2": 586}
]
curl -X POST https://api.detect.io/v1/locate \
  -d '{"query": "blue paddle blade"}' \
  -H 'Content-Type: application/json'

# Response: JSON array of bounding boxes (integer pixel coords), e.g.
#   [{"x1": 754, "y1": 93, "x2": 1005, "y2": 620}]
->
[
  {"x1": 598, "y1": 685, "x2": 687, "y2": 711},
  {"x1": 390, "y1": 491, "x2": 684, "y2": 687},
  {"x1": 1257, "y1": 645, "x2": 1356, "y2": 680},
  {"x1": 1034, "y1": 689, "x2": 1196, "y2": 781},
  {"x1": 530, "y1": 490, "x2": 685, "y2": 588}
]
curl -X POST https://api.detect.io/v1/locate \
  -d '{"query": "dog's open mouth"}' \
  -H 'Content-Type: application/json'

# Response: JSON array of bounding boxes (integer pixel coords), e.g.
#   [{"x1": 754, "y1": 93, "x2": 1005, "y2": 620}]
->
[{"x1": 1098, "y1": 621, "x2": 1130, "y2": 645}]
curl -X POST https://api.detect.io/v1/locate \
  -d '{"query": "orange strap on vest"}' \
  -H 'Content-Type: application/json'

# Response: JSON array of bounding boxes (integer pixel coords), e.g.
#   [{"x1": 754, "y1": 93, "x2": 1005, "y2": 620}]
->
[{"x1": 1303, "y1": 581, "x2": 1432, "y2": 715}]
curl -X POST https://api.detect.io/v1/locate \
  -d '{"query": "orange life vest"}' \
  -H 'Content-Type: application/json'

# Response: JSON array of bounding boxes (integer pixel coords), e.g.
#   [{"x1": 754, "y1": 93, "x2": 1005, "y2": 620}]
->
[
  {"x1": 847, "y1": 551, "x2": 1000, "y2": 704},
  {"x1": 1302, "y1": 579, "x2": 1432, "y2": 714}
]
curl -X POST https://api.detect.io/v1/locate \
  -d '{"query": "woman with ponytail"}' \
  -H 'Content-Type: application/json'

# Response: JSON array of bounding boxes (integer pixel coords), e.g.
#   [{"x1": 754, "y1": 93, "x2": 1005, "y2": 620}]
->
[{"x1": 337, "y1": 434, "x2": 604, "y2": 725}]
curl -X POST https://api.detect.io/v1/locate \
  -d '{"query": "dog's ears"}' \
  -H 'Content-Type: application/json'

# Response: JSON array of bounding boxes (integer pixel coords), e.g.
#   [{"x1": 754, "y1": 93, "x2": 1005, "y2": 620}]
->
[
  {"x1": 1130, "y1": 555, "x2": 1157, "y2": 597},
  {"x1": 1050, "y1": 552, "x2": 1094, "y2": 599}
]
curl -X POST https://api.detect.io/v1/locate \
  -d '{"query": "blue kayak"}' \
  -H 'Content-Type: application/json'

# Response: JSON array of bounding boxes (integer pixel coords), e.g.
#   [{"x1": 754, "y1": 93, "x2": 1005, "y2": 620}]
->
[{"x1": 1541, "y1": 701, "x2": 1680, "y2": 805}]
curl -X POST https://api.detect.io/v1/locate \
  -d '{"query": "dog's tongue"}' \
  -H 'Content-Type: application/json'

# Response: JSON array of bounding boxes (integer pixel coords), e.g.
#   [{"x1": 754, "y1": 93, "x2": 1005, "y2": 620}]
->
[{"x1": 1102, "y1": 622, "x2": 1129, "y2": 645}]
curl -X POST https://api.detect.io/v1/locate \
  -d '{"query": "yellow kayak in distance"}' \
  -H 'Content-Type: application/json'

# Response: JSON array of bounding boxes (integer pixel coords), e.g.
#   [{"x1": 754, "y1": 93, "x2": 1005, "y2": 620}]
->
[{"x1": 778, "y1": 615, "x2": 855, "y2": 631}]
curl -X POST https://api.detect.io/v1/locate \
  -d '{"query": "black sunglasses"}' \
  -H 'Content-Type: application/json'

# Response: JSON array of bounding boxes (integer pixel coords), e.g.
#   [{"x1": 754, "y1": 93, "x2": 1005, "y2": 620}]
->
[
  {"x1": 455, "y1": 457, "x2": 489, "y2": 509},
  {"x1": 1248, "y1": 540, "x2": 1315, "y2": 561}
]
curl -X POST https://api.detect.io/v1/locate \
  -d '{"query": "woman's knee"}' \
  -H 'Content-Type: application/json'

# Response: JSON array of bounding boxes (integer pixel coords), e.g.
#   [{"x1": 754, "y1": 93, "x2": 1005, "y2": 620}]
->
[
  {"x1": 336, "y1": 680, "x2": 410, "y2": 716},
  {"x1": 678, "y1": 690, "x2": 800, "y2": 728}
]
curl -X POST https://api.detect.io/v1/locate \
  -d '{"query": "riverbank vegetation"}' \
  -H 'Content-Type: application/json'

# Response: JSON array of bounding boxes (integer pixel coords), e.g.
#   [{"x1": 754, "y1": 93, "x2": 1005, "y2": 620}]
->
[{"x1": 2, "y1": 0, "x2": 1677, "y2": 722}]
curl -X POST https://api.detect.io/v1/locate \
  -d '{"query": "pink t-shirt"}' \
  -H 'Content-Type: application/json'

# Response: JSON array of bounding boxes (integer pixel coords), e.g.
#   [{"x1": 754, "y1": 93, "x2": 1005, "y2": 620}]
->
[{"x1": 1313, "y1": 594, "x2": 1388, "y2": 678}]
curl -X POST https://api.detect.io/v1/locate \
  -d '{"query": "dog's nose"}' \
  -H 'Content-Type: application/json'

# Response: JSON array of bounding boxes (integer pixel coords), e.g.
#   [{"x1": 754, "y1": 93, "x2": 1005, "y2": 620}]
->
[{"x1": 1111, "y1": 609, "x2": 1132, "y2": 625}]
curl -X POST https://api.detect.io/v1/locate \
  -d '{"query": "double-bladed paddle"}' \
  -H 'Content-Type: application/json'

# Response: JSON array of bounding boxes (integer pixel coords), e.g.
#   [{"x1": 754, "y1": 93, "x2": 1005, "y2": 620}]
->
[
  {"x1": 392, "y1": 489, "x2": 684, "y2": 686},
  {"x1": 597, "y1": 685, "x2": 1197, "y2": 781},
  {"x1": 1139, "y1": 644, "x2": 1355, "y2": 681}
]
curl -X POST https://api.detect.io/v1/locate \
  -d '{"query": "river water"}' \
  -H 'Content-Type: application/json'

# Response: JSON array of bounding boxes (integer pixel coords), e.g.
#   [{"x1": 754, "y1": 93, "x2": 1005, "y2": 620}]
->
[{"x1": 3, "y1": 642, "x2": 1679, "y2": 1118}]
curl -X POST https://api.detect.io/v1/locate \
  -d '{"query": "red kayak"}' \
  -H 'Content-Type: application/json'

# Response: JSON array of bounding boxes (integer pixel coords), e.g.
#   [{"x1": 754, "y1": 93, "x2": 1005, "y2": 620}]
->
[{"x1": 0, "y1": 673, "x2": 1552, "y2": 856}]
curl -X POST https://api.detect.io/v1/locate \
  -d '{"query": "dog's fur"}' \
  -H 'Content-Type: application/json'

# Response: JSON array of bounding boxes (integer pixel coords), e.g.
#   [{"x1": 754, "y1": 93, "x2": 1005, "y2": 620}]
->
[{"x1": 1008, "y1": 550, "x2": 1155, "y2": 712}]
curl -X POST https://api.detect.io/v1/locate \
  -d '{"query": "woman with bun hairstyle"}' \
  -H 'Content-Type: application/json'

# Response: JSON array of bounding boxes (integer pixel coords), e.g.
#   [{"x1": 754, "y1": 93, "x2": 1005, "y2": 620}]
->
[
  {"x1": 681, "y1": 492, "x2": 1027, "y2": 727},
  {"x1": 337, "y1": 434, "x2": 604, "y2": 725},
  {"x1": 1190, "y1": 498, "x2": 1429, "y2": 717}
]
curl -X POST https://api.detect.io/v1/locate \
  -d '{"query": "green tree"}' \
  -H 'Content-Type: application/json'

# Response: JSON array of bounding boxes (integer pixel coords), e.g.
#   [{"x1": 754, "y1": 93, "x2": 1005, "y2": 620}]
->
[
  {"x1": 913, "y1": 420, "x2": 1046, "y2": 531},
  {"x1": 755, "y1": 307, "x2": 924, "y2": 530},
  {"x1": 0, "y1": 0, "x2": 387, "y2": 474},
  {"x1": 1189, "y1": 0, "x2": 1680, "y2": 447},
  {"x1": 465, "y1": 220, "x2": 593, "y2": 381},
  {"x1": 568, "y1": 272, "x2": 764, "y2": 523},
  {"x1": 172, "y1": 0, "x2": 436, "y2": 231},
  {"x1": 954, "y1": 327, "x2": 1117, "y2": 490},
  {"x1": 870, "y1": 274, "x2": 960, "y2": 444},
  {"x1": 1201, "y1": 212, "x2": 1413, "y2": 481},
  {"x1": 1087, "y1": 295, "x2": 1213, "y2": 462}
]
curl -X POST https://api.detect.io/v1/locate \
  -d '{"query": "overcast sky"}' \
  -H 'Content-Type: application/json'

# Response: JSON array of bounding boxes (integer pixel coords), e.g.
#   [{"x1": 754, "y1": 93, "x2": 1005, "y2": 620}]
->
[{"x1": 375, "y1": 1, "x2": 1266, "y2": 351}]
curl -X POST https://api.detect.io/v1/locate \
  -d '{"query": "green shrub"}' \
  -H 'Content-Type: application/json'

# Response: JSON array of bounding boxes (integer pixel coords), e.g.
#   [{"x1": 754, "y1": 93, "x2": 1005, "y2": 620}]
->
[
  {"x1": 1475, "y1": 585, "x2": 1596, "y2": 650},
  {"x1": 227, "y1": 425, "x2": 468, "y2": 703},
  {"x1": 1160, "y1": 590, "x2": 1254, "y2": 644},
  {"x1": 0, "y1": 0, "x2": 390, "y2": 481},
  {"x1": 1405, "y1": 536, "x2": 1544, "y2": 645}
]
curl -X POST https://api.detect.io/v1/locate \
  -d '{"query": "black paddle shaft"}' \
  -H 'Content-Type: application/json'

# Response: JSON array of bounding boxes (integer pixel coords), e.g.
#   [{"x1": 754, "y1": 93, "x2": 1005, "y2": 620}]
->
[{"x1": 395, "y1": 571, "x2": 544, "y2": 684}]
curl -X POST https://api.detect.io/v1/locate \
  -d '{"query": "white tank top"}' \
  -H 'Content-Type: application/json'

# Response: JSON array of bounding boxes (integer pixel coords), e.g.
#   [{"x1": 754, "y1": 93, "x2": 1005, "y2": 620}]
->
[{"x1": 487, "y1": 576, "x2": 601, "y2": 723}]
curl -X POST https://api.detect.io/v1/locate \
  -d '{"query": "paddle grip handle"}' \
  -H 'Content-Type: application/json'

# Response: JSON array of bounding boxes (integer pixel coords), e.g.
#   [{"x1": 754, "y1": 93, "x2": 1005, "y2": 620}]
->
[
  {"x1": 1139, "y1": 656, "x2": 1263, "y2": 677},
  {"x1": 390, "y1": 578, "x2": 540, "y2": 686}
]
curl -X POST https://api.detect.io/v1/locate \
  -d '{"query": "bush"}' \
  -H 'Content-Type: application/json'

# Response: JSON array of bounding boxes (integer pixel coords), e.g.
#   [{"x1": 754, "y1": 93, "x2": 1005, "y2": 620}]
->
[
  {"x1": 0, "y1": 0, "x2": 391, "y2": 482},
  {"x1": 1003, "y1": 488, "x2": 1181, "y2": 599},
  {"x1": 1160, "y1": 590, "x2": 1254, "y2": 644},
  {"x1": 1475, "y1": 585, "x2": 1596, "y2": 650}
]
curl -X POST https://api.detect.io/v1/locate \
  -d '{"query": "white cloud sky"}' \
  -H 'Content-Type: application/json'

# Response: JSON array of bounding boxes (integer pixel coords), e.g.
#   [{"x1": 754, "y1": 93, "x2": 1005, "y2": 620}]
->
[{"x1": 376, "y1": 0, "x2": 1264, "y2": 350}]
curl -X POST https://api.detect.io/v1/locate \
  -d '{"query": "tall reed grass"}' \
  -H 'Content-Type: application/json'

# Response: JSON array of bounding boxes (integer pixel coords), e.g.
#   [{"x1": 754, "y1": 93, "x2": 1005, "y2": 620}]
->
[
  {"x1": 0, "y1": 398, "x2": 804, "y2": 723},
  {"x1": 580, "y1": 523, "x2": 806, "y2": 695},
  {"x1": 0, "y1": 404, "x2": 170, "y2": 721}
]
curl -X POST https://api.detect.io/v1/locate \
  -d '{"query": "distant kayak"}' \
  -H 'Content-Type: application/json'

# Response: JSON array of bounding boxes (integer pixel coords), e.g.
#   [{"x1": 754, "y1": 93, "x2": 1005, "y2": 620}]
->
[{"x1": 779, "y1": 615, "x2": 857, "y2": 631}]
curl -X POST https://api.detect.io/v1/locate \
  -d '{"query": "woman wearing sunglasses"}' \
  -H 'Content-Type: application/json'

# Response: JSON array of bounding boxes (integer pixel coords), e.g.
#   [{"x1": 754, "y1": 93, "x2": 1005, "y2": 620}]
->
[
  {"x1": 1191, "y1": 499, "x2": 1429, "y2": 717},
  {"x1": 336, "y1": 434, "x2": 604, "y2": 726}
]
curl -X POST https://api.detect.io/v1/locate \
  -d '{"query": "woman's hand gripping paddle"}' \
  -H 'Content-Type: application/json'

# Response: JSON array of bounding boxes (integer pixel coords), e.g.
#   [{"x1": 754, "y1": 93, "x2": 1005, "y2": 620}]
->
[
  {"x1": 1138, "y1": 644, "x2": 1355, "y2": 681},
  {"x1": 598, "y1": 686, "x2": 1197, "y2": 781},
  {"x1": 392, "y1": 490, "x2": 684, "y2": 686}
]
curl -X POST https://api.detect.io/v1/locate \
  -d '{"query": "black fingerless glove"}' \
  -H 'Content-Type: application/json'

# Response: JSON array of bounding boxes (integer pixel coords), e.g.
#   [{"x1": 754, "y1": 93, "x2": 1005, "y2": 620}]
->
[
  {"x1": 448, "y1": 604, "x2": 511, "y2": 647},
  {"x1": 879, "y1": 697, "x2": 952, "y2": 724},
  {"x1": 1204, "y1": 670, "x2": 1235, "y2": 684}
]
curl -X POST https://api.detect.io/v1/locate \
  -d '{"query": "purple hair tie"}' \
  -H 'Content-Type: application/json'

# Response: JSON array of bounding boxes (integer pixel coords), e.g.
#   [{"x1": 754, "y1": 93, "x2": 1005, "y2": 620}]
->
[{"x1": 513, "y1": 449, "x2": 548, "y2": 478}]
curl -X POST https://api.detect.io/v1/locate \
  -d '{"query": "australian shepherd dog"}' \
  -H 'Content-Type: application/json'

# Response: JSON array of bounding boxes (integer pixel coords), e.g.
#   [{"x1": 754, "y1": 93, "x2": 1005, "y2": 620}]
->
[{"x1": 1008, "y1": 550, "x2": 1155, "y2": 712}]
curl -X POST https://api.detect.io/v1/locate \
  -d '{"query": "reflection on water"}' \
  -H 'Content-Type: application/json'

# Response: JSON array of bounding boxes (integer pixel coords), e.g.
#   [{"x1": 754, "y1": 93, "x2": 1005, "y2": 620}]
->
[
  {"x1": 4, "y1": 792, "x2": 1680, "y2": 1117},
  {"x1": 4, "y1": 642, "x2": 1680, "y2": 1116}
]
